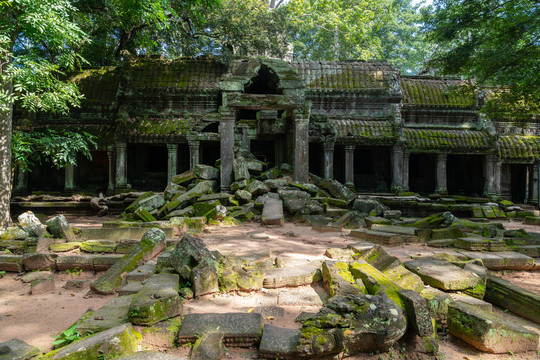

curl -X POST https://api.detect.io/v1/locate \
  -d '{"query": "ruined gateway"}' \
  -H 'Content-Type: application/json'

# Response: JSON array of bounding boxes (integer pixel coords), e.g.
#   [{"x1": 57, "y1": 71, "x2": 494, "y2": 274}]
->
[{"x1": 13, "y1": 57, "x2": 540, "y2": 203}]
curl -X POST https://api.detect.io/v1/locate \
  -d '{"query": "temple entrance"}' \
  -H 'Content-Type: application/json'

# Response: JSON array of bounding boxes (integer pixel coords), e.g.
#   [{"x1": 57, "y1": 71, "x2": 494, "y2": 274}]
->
[
  {"x1": 309, "y1": 142, "x2": 323, "y2": 178},
  {"x1": 250, "y1": 139, "x2": 276, "y2": 164},
  {"x1": 128, "y1": 144, "x2": 168, "y2": 190},
  {"x1": 447, "y1": 154, "x2": 484, "y2": 196},
  {"x1": 201, "y1": 141, "x2": 220, "y2": 167},
  {"x1": 27, "y1": 165, "x2": 64, "y2": 193},
  {"x1": 353, "y1": 147, "x2": 391, "y2": 192},
  {"x1": 333, "y1": 145, "x2": 346, "y2": 184},
  {"x1": 76, "y1": 150, "x2": 108, "y2": 193},
  {"x1": 409, "y1": 153, "x2": 436, "y2": 194},
  {"x1": 501, "y1": 163, "x2": 527, "y2": 203}
]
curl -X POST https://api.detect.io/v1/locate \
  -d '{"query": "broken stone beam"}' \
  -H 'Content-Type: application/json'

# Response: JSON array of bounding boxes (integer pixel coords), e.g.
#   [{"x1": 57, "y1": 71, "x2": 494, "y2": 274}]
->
[
  {"x1": 484, "y1": 274, "x2": 540, "y2": 324},
  {"x1": 448, "y1": 302, "x2": 539, "y2": 354},
  {"x1": 90, "y1": 228, "x2": 166, "y2": 294},
  {"x1": 261, "y1": 198, "x2": 284, "y2": 226},
  {"x1": 349, "y1": 229, "x2": 403, "y2": 245}
]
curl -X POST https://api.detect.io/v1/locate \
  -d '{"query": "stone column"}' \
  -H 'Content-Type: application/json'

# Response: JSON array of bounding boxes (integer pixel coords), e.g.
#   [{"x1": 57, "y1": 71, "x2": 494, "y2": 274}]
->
[
  {"x1": 115, "y1": 142, "x2": 128, "y2": 189},
  {"x1": 391, "y1": 145, "x2": 404, "y2": 190},
  {"x1": 484, "y1": 154, "x2": 497, "y2": 196},
  {"x1": 220, "y1": 109, "x2": 236, "y2": 192},
  {"x1": 64, "y1": 164, "x2": 75, "y2": 193},
  {"x1": 188, "y1": 140, "x2": 200, "y2": 170},
  {"x1": 167, "y1": 144, "x2": 178, "y2": 183},
  {"x1": 435, "y1": 153, "x2": 448, "y2": 194},
  {"x1": 528, "y1": 162, "x2": 538, "y2": 205},
  {"x1": 403, "y1": 151, "x2": 410, "y2": 191},
  {"x1": 241, "y1": 127, "x2": 249, "y2": 150},
  {"x1": 323, "y1": 140, "x2": 335, "y2": 179},
  {"x1": 494, "y1": 160, "x2": 502, "y2": 198},
  {"x1": 13, "y1": 169, "x2": 28, "y2": 194},
  {"x1": 293, "y1": 109, "x2": 310, "y2": 184},
  {"x1": 107, "y1": 145, "x2": 116, "y2": 194},
  {"x1": 344, "y1": 144, "x2": 355, "y2": 188}
]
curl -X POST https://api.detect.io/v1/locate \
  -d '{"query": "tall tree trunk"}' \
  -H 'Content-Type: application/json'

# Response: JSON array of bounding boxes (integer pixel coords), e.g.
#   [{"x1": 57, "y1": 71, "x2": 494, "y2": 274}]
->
[{"x1": 0, "y1": 55, "x2": 13, "y2": 229}]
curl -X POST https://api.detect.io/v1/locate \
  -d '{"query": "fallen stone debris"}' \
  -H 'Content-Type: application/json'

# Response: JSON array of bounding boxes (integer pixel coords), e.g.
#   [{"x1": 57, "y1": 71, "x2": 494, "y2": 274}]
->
[{"x1": 1, "y1": 152, "x2": 540, "y2": 359}]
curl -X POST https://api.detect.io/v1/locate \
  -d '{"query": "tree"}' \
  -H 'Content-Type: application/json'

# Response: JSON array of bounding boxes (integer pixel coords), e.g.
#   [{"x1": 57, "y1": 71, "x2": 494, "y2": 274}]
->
[
  {"x1": 423, "y1": 0, "x2": 540, "y2": 116},
  {"x1": 0, "y1": 0, "x2": 88, "y2": 229}
]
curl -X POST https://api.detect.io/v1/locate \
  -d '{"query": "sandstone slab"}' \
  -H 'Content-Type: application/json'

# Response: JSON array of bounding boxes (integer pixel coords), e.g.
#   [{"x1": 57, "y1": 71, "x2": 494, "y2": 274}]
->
[
  {"x1": 0, "y1": 338, "x2": 40, "y2": 360},
  {"x1": 263, "y1": 262, "x2": 320, "y2": 288},
  {"x1": 404, "y1": 258, "x2": 481, "y2": 291},
  {"x1": 259, "y1": 324, "x2": 300, "y2": 359}
]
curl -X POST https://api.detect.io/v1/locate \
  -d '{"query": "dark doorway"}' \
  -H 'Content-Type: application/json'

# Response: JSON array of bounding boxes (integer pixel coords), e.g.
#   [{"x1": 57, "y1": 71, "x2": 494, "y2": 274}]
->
[
  {"x1": 251, "y1": 140, "x2": 275, "y2": 164},
  {"x1": 409, "y1": 153, "x2": 436, "y2": 194},
  {"x1": 353, "y1": 147, "x2": 391, "y2": 192},
  {"x1": 447, "y1": 155, "x2": 484, "y2": 196},
  {"x1": 201, "y1": 142, "x2": 220, "y2": 167},
  {"x1": 128, "y1": 144, "x2": 168, "y2": 190},
  {"x1": 177, "y1": 143, "x2": 190, "y2": 175},
  {"x1": 309, "y1": 142, "x2": 323, "y2": 177},
  {"x1": 245, "y1": 65, "x2": 281, "y2": 94},
  {"x1": 77, "y1": 150, "x2": 108, "y2": 193},
  {"x1": 501, "y1": 164, "x2": 527, "y2": 203},
  {"x1": 27, "y1": 164, "x2": 64, "y2": 193},
  {"x1": 334, "y1": 145, "x2": 345, "y2": 183}
]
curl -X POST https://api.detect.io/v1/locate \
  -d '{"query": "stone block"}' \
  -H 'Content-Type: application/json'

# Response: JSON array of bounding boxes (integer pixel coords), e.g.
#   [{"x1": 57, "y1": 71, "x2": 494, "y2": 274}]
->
[
  {"x1": 18, "y1": 211, "x2": 47, "y2": 237},
  {"x1": 0, "y1": 339, "x2": 40, "y2": 360},
  {"x1": 349, "y1": 229, "x2": 403, "y2": 245},
  {"x1": 261, "y1": 199, "x2": 284, "y2": 226},
  {"x1": 322, "y1": 260, "x2": 365, "y2": 297},
  {"x1": 30, "y1": 276, "x2": 55, "y2": 294},
  {"x1": 324, "y1": 248, "x2": 355, "y2": 260},
  {"x1": 259, "y1": 324, "x2": 301, "y2": 359},
  {"x1": 448, "y1": 302, "x2": 539, "y2": 353},
  {"x1": 277, "y1": 286, "x2": 325, "y2": 306},
  {"x1": 46, "y1": 215, "x2": 76, "y2": 241},
  {"x1": 190, "y1": 330, "x2": 225, "y2": 360},
  {"x1": 80, "y1": 240, "x2": 117, "y2": 253},
  {"x1": 0, "y1": 254, "x2": 23, "y2": 272},
  {"x1": 420, "y1": 286, "x2": 453, "y2": 325},
  {"x1": 320, "y1": 179, "x2": 356, "y2": 204},
  {"x1": 430, "y1": 226, "x2": 464, "y2": 240},
  {"x1": 263, "y1": 262, "x2": 321, "y2": 288},
  {"x1": 451, "y1": 294, "x2": 493, "y2": 312},
  {"x1": 346, "y1": 241, "x2": 375, "y2": 255},
  {"x1": 178, "y1": 313, "x2": 263, "y2": 347},
  {"x1": 398, "y1": 289, "x2": 435, "y2": 337},
  {"x1": 193, "y1": 164, "x2": 219, "y2": 180},
  {"x1": 233, "y1": 157, "x2": 250, "y2": 181},
  {"x1": 246, "y1": 180, "x2": 270, "y2": 197},
  {"x1": 125, "y1": 260, "x2": 157, "y2": 282},
  {"x1": 22, "y1": 253, "x2": 57, "y2": 271},
  {"x1": 404, "y1": 258, "x2": 481, "y2": 291},
  {"x1": 93, "y1": 254, "x2": 124, "y2": 272},
  {"x1": 77, "y1": 295, "x2": 135, "y2": 335},
  {"x1": 56, "y1": 255, "x2": 95, "y2": 271},
  {"x1": 49, "y1": 242, "x2": 81, "y2": 252},
  {"x1": 114, "y1": 351, "x2": 186, "y2": 360},
  {"x1": 135, "y1": 207, "x2": 157, "y2": 222}
]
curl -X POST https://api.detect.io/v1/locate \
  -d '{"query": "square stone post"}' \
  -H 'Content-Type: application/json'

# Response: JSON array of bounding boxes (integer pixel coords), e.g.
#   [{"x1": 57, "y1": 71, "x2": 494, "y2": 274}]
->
[
  {"x1": 403, "y1": 151, "x2": 410, "y2": 191},
  {"x1": 115, "y1": 142, "x2": 128, "y2": 189},
  {"x1": 167, "y1": 144, "x2": 179, "y2": 183},
  {"x1": 293, "y1": 109, "x2": 309, "y2": 184},
  {"x1": 494, "y1": 160, "x2": 502, "y2": 197},
  {"x1": 484, "y1": 154, "x2": 497, "y2": 196},
  {"x1": 13, "y1": 169, "x2": 27, "y2": 195},
  {"x1": 188, "y1": 140, "x2": 200, "y2": 170},
  {"x1": 323, "y1": 140, "x2": 335, "y2": 179},
  {"x1": 344, "y1": 144, "x2": 355, "y2": 188},
  {"x1": 107, "y1": 145, "x2": 116, "y2": 195},
  {"x1": 435, "y1": 153, "x2": 448, "y2": 194},
  {"x1": 64, "y1": 164, "x2": 75, "y2": 193},
  {"x1": 391, "y1": 145, "x2": 404, "y2": 190},
  {"x1": 220, "y1": 108, "x2": 236, "y2": 192},
  {"x1": 528, "y1": 162, "x2": 538, "y2": 205}
]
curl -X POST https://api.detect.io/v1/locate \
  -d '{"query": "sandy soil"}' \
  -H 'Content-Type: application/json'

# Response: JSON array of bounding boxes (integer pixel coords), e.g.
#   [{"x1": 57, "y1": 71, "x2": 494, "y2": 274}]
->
[{"x1": 0, "y1": 217, "x2": 539, "y2": 359}]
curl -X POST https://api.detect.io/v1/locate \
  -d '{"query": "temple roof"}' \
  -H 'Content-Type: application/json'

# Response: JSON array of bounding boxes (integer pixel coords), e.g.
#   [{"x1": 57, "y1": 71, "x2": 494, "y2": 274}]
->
[
  {"x1": 401, "y1": 77, "x2": 476, "y2": 108},
  {"x1": 498, "y1": 135, "x2": 540, "y2": 161},
  {"x1": 404, "y1": 128, "x2": 493, "y2": 152},
  {"x1": 332, "y1": 120, "x2": 396, "y2": 144}
]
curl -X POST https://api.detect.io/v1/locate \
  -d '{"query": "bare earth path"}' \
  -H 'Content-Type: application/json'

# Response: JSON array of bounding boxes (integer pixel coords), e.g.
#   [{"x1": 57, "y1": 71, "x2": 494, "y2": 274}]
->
[{"x1": 0, "y1": 217, "x2": 539, "y2": 359}]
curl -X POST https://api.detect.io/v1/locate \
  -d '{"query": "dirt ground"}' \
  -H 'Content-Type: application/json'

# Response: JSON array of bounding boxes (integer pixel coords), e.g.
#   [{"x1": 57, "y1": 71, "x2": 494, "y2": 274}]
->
[{"x1": 0, "y1": 217, "x2": 539, "y2": 359}]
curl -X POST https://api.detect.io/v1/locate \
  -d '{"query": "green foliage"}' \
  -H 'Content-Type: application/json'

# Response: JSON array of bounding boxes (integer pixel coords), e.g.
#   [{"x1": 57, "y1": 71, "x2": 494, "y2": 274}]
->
[
  {"x1": 11, "y1": 129, "x2": 97, "y2": 173},
  {"x1": 51, "y1": 323, "x2": 84, "y2": 349},
  {"x1": 423, "y1": 0, "x2": 540, "y2": 115},
  {"x1": 65, "y1": 267, "x2": 83, "y2": 277}
]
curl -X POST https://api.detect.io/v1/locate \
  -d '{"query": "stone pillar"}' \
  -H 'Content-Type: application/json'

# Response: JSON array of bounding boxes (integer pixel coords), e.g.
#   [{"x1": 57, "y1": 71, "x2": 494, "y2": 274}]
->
[
  {"x1": 107, "y1": 145, "x2": 116, "y2": 194},
  {"x1": 220, "y1": 109, "x2": 236, "y2": 192},
  {"x1": 188, "y1": 140, "x2": 200, "y2": 170},
  {"x1": 391, "y1": 145, "x2": 404, "y2": 190},
  {"x1": 115, "y1": 142, "x2": 128, "y2": 189},
  {"x1": 167, "y1": 144, "x2": 178, "y2": 183},
  {"x1": 435, "y1": 153, "x2": 448, "y2": 194},
  {"x1": 484, "y1": 154, "x2": 497, "y2": 196},
  {"x1": 323, "y1": 140, "x2": 335, "y2": 179},
  {"x1": 293, "y1": 109, "x2": 310, "y2": 184},
  {"x1": 403, "y1": 152, "x2": 410, "y2": 191},
  {"x1": 344, "y1": 144, "x2": 355, "y2": 188},
  {"x1": 528, "y1": 162, "x2": 538, "y2": 205},
  {"x1": 241, "y1": 127, "x2": 249, "y2": 150},
  {"x1": 494, "y1": 160, "x2": 502, "y2": 198},
  {"x1": 13, "y1": 169, "x2": 27, "y2": 194},
  {"x1": 64, "y1": 164, "x2": 75, "y2": 193}
]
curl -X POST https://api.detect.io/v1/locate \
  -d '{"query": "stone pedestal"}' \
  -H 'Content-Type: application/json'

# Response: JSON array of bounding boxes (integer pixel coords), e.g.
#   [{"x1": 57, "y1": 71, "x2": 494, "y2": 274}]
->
[
  {"x1": 323, "y1": 141, "x2": 334, "y2": 180},
  {"x1": 345, "y1": 144, "x2": 355, "y2": 188},
  {"x1": 435, "y1": 153, "x2": 447, "y2": 194},
  {"x1": 167, "y1": 144, "x2": 178, "y2": 183},
  {"x1": 220, "y1": 109, "x2": 235, "y2": 192},
  {"x1": 528, "y1": 163, "x2": 538, "y2": 205},
  {"x1": 115, "y1": 142, "x2": 128, "y2": 190},
  {"x1": 391, "y1": 145, "x2": 404, "y2": 190},
  {"x1": 107, "y1": 145, "x2": 116, "y2": 195},
  {"x1": 293, "y1": 110, "x2": 309, "y2": 184},
  {"x1": 64, "y1": 164, "x2": 75, "y2": 193},
  {"x1": 403, "y1": 152, "x2": 410, "y2": 191},
  {"x1": 188, "y1": 140, "x2": 200, "y2": 171}
]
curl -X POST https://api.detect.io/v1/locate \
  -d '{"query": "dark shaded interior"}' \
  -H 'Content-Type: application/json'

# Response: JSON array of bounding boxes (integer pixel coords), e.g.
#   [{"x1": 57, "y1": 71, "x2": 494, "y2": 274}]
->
[
  {"x1": 447, "y1": 154, "x2": 484, "y2": 196},
  {"x1": 409, "y1": 153, "x2": 436, "y2": 194},
  {"x1": 128, "y1": 144, "x2": 168, "y2": 190},
  {"x1": 354, "y1": 147, "x2": 391, "y2": 192},
  {"x1": 250, "y1": 139, "x2": 275, "y2": 164},
  {"x1": 309, "y1": 142, "x2": 323, "y2": 177},
  {"x1": 245, "y1": 65, "x2": 281, "y2": 94},
  {"x1": 201, "y1": 141, "x2": 220, "y2": 167}
]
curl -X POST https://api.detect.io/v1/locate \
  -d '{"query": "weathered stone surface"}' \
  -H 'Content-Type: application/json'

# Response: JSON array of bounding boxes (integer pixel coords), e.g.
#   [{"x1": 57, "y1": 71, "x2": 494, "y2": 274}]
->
[
  {"x1": 420, "y1": 286, "x2": 453, "y2": 325},
  {"x1": 77, "y1": 295, "x2": 135, "y2": 335},
  {"x1": 56, "y1": 255, "x2": 95, "y2": 271},
  {"x1": 460, "y1": 251, "x2": 534, "y2": 270},
  {"x1": 22, "y1": 271, "x2": 53, "y2": 283},
  {"x1": 158, "y1": 181, "x2": 214, "y2": 217},
  {"x1": 134, "y1": 207, "x2": 157, "y2": 222},
  {"x1": 42, "y1": 323, "x2": 141, "y2": 360},
  {"x1": 351, "y1": 198, "x2": 385, "y2": 216},
  {"x1": 279, "y1": 188, "x2": 311, "y2": 215},
  {"x1": 261, "y1": 198, "x2": 284, "y2": 226},
  {"x1": 246, "y1": 180, "x2": 270, "y2": 197},
  {"x1": 172, "y1": 171, "x2": 197, "y2": 186},
  {"x1": 46, "y1": 215, "x2": 75, "y2": 241},
  {"x1": 80, "y1": 240, "x2": 117, "y2": 253},
  {"x1": 178, "y1": 313, "x2": 263, "y2": 346},
  {"x1": 93, "y1": 254, "x2": 124, "y2": 271},
  {"x1": 322, "y1": 260, "x2": 365, "y2": 297},
  {"x1": 190, "y1": 330, "x2": 225, "y2": 360},
  {"x1": 263, "y1": 262, "x2": 320, "y2": 288},
  {"x1": 64, "y1": 279, "x2": 90, "y2": 290},
  {"x1": 350, "y1": 229, "x2": 403, "y2": 245},
  {"x1": 125, "y1": 261, "x2": 156, "y2": 282},
  {"x1": 297, "y1": 294, "x2": 407, "y2": 357},
  {"x1": 484, "y1": 275, "x2": 540, "y2": 324},
  {"x1": 259, "y1": 324, "x2": 301, "y2": 359},
  {"x1": 118, "y1": 281, "x2": 144, "y2": 296},
  {"x1": 448, "y1": 302, "x2": 539, "y2": 353},
  {"x1": 346, "y1": 241, "x2": 375, "y2": 255},
  {"x1": 91, "y1": 228, "x2": 167, "y2": 294},
  {"x1": 277, "y1": 286, "x2": 325, "y2": 306},
  {"x1": 319, "y1": 179, "x2": 356, "y2": 205},
  {"x1": 409, "y1": 212, "x2": 454, "y2": 229},
  {"x1": 454, "y1": 237, "x2": 506, "y2": 251},
  {"x1": 0, "y1": 227, "x2": 28, "y2": 240},
  {"x1": 404, "y1": 258, "x2": 481, "y2": 291},
  {"x1": 233, "y1": 157, "x2": 250, "y2": 181},
  {"x1": 30, "y1": 276, "x2": 55, "y2": 294},
  {"x1": 126, "y1": 192, "x2": 155, "y2": 212},
  {"x1": 164, "y1": 183, "x2": 185, "y2": 201},
  {"x1": 0, "y1": 338, "x2": 40, "y2": 360},
  {"x1": 138, "y1": 195, "x2": 166, "y2": 212},
  {"x1": 430, "y1": 226, "x2": 464, "y2": 240},
  {"x1": 324, "y1": 248, "x2": 355, "y2": 260},
  {"x1": 451, "y1": 294, "x2": 493, "y2": 312},
  {"x1": 398, "y1": 290, "x2": 434, "y2": 337},
  {"x1": 23, "y1": 253, "x2": 57, "y2": 271},
  {"x1": 193, "y1": 164, "x2": 219, "y2": 180},
  {"x1": 49, "y1": 242, "x2": 80, "y2": 252},
  {"x1": 128, "y1": 273, "x2": 182, "y2": 326},
  {"x1": 114, "y1": 351, "x2": 186, "y2": 360},
  {"x1": 234, "y1": 189, "x2": 251, "y2": 203},
  {"x1": 18, "y1": 211, "x2": 46, "y2": 237}
]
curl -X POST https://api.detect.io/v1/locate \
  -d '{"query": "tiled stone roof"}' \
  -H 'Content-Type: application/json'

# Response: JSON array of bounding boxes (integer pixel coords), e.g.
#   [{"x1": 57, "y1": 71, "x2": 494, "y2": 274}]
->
[
  {"x1": 332, "y1": 120, "x2": 396, "y2": 144},
  {"x1": 404, "y1": 128, "x2": 493, "y2": 152},
  {"x1": 69, "y1": 67, "x2": 120, "y2": 105},
  {"x1": 292, "y1": 61, "x2": 396, "y2": 92},
  {"x1": 401, "y1": 77, "x2": 476, "y2": 108},
  {"x1": 124, "y1": 117, "x2": 197, "y2": 136},
  {"x1": 498, "y1": 135, "x2": 540, "y2": 161}
]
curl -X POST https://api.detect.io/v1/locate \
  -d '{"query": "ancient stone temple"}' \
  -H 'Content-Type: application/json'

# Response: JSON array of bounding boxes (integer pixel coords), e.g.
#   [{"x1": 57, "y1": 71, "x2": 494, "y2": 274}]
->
[{"x1": 13, "y1": 57, "x2": 540, "y2": 203}]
